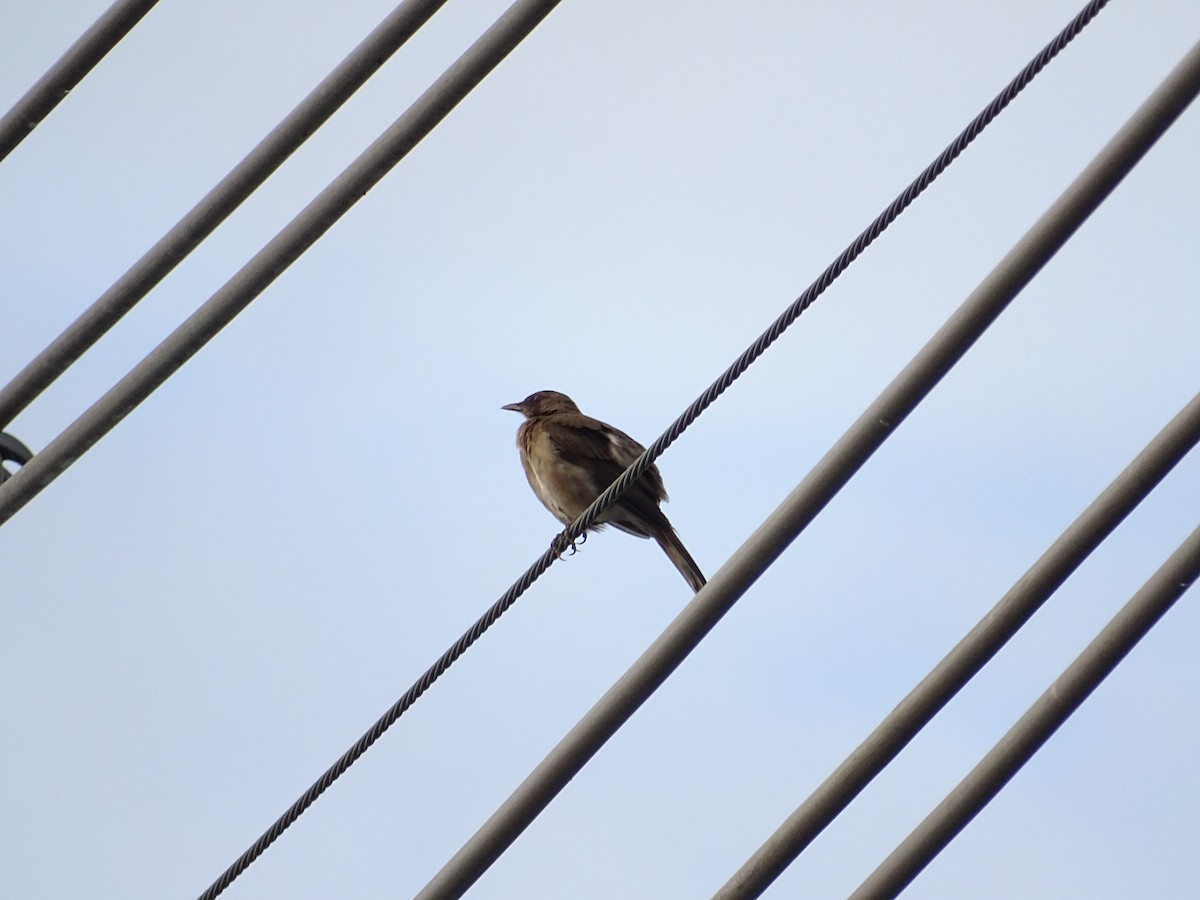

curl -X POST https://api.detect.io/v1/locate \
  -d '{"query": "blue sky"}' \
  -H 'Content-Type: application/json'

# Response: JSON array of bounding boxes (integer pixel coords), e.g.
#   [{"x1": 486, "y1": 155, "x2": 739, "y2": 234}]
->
[{"x1": 2, "y1": 2, "x2": 1199, "y2": 897}]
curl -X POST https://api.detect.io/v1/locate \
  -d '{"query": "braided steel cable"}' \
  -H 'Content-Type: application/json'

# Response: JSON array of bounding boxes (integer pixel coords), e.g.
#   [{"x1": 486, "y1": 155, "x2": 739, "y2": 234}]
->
[
  {"x1": 562, "y1": 0, "x2": 1112, "y2": 547},
  {"x1": 197, "y1": 3, "x2": 1114, "y2": 898},
  {"x1": 0, "y1": 0, "x2": 160, "y2": 163},
  {"x1": 424, "y1": 19, "x2": 1200, "y2": 900},
  {"x1": 195, "y1": 553, "x2": 561, "y2": 900},
  {"x1": 0, "y1": 0, "x2": 451, "y2": 429}
]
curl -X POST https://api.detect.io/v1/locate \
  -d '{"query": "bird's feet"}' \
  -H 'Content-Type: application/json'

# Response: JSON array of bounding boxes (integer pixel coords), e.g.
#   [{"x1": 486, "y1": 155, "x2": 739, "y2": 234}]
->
[{"x1": 552, "y1": 531, "x2": 588, "y2": 558}]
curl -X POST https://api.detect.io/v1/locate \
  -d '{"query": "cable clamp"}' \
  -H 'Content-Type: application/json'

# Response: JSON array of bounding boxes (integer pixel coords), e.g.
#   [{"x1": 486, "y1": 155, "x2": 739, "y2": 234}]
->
[{"x1": 0, "y1": 432, "x2": 33, "y2": 484}]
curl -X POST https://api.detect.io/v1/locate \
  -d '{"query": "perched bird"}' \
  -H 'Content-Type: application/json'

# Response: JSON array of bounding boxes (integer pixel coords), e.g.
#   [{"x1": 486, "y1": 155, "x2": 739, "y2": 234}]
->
[{"x1": 502, "y1": 390, "x2": 706, "y2": 593}]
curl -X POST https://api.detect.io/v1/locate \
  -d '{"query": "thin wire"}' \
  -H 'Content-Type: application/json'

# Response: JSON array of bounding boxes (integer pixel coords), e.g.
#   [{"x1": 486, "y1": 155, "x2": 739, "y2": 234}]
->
[
  {"x1": 0, "y1": 0, "x2": 451, "y2": 429},
  {"x1": 193, "y1": 550, "x2": 560, "y2": 900},
  {"x1": 421, "y1": 22, "x2": 1200, "y2": 900},
  {"x1": 197, "y1": 3, "x2": 1115, "y2": 898},
  {"x1": 177, "y1": 2, "x2": 569, "y2": 890},
  {"x1": 555, "y1": 0, "x2": 1113, "y2": 550},
  {"x1": 0, "y1": 0, "x2": 159, "y2": 163},
  {"x1": 849, "y1": 519, "x2": 1200, "y2": 899}
]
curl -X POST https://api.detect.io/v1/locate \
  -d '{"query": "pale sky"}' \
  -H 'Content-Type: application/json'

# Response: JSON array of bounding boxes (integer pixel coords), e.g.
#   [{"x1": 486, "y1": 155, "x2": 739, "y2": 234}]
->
[{"x1": 2, "y1": 2, "x2": 1199, "y2": 898}]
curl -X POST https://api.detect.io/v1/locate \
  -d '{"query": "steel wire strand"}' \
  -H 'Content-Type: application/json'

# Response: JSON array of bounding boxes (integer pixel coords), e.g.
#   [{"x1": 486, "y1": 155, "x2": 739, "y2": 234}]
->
[
  {"x1": 553, "y1": 0, "x2": 1111, "y2": 549},
  {"x1": 849, "y1": 519, "x2": 1200, "y2": 900},
  {"x1": 194, "y1": 551, "x2": 559, "y2": 900},
  {"x1": 195, "y1": 5, "x2": 1114, "y2": 897},
  {"x1": 0, "y1": 0, "x2": 451, "y2": 429},
  {"x1": 0, "y1": 0, "x2": 159, "y2": 163},
  {"x1": 421, "y1": 22, "x2": 1200, "y2": 900}
]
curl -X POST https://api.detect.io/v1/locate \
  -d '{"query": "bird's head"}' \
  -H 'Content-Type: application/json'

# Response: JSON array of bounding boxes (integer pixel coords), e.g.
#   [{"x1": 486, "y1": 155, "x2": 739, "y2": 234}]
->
[{"x1": 502, "y1": 390, "x2": 580, "y2": 418}]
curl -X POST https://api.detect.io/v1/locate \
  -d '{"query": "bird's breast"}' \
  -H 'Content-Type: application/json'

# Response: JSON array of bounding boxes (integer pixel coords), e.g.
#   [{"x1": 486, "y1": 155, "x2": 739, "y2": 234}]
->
[{"x1": 520, "y1": 427, "x2": 606, "y2": 525}]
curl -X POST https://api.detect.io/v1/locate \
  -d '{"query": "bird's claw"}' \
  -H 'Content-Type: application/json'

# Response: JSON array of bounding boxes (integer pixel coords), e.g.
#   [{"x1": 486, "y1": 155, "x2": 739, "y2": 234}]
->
[{"x1": 552, "y1": 531, "x2": 587, "y2": 559}]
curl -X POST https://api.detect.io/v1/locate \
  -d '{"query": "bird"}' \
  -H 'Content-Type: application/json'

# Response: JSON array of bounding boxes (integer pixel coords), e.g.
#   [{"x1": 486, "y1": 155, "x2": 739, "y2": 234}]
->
[{"x1": 502, "y1": 390, "x2": 706, "y2": 593}]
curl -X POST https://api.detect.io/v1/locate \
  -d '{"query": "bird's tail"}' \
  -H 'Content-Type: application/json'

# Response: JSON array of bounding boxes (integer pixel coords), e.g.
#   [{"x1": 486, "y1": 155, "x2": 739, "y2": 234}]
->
[{"x1": 655, "y1": 529, "x2": 706, "y2": 593}]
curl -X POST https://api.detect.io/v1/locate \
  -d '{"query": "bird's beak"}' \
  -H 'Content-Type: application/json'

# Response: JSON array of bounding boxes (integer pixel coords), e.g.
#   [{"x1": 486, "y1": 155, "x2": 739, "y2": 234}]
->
[{"x1": 501, "y1": 402, "x2": 524, "y2": 413}]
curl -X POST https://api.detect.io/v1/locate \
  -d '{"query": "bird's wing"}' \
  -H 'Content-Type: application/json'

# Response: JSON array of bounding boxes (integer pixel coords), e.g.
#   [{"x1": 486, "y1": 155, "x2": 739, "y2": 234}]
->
[
  {"x1": 547, "y1": 413, "x2": 672, "y2": 538},
  {"x1": 548, "y1": 415, "x2": 666, "y2": 495}
]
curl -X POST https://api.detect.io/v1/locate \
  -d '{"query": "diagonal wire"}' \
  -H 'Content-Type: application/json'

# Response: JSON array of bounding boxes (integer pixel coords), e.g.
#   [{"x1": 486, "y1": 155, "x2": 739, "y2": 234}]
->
[
  {"x1": 0, "y1": 0, "x2": 160, "y2": 163},
  {"x1": 167, "y1": 5, "x2": 570, "y2": 893},
  {"x1": 850, "y1": 518, "x2": 1200, "y2": 900},
  {"x1": 195, "y1": 2, "x2": 1114, "y2": 898},
  {"x1": 0, "y1": 0, "x2": 564, "y2": 531},
  {"x1": 420, "y1": 19, "x2": 1200, "y2": 900},
  {"x1": 0, "y1": 0, "x2": 452, "y2": 429},
  {"x1": 715, "y1": 388, "x2": 1200, "y2": 899},
  {"x1": 549, "y1": 0, "x2": 1112, "y2": 550}
]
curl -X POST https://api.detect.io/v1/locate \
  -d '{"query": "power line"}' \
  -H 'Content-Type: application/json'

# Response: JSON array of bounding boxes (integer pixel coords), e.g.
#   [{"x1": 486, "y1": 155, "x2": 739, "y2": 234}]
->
[
  {"x1": 421, "y1": 13, "x2": 1199, "y2": 900},
  {"x1": 186, "y1": 3, "x2": 1119, "y2": 897},
  {"x1": 0, "y1": 0, "x2": 450, "y2": 429},
  {"x1": 703, "y1": 31, "x2": 1200, "y2": 899},
  {"x1": 714, "y1": 386, "x2": 1200, "y2": 899},
  {"x1": 0, "y1": 0, "x2": 1150, "y2": 895},
  {"x1": 849, "y1": 519, "x2": 1200, "y2": 900},
  {"x1": 0, "y1": 0, "x2": 159, "y2": 163},
  {"x1": 0, "y1": 0, "x2": 565, "y2": 531},
  {"x1": 523, "y1": 0, "x2": 1114, "y2": 554},
  {"x1": 151, "y1": 2, "x2": 574, "y2": 890}
]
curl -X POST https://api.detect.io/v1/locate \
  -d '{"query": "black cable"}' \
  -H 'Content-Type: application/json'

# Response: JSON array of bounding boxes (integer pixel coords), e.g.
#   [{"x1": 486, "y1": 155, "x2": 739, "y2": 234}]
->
[
  {"x1": 430, "y1": 14, "x2": 1199, "y2": 899},
  {"x1": 565, "y1": 0, "x2": 1113, "y2": 544},
  {"x1": 195, "y1": 1, "x2": 1112, "y2": 897}
]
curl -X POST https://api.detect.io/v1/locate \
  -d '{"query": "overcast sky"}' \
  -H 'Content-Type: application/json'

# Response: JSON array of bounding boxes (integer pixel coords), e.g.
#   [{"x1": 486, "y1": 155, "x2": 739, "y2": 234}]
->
[{"x1": 2, "y1": 2, "x2": 1199, "y2": 898}]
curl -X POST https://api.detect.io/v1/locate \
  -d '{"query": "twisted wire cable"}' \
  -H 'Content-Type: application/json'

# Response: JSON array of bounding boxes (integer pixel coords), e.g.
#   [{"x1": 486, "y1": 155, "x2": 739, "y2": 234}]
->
[
  {"x1": 0, "y1": 0, "x2": 159, "y2": 163},
  {"x1": 196, "y1": 2, "x2": 1112, "y2": 897},
  {"x1": 564, "y1": 0, "x2": 1111, "y2": 546},
  {"x1": 425, "y1": 13, "x2": 1196, "y2": 900},
  {"x1": 195, "y1": 550, "x2": 559, "y2": 900}
]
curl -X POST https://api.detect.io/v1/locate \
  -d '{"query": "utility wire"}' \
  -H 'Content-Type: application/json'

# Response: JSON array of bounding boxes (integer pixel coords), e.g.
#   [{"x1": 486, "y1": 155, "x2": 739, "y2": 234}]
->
[
  {"x1": 715, "y1": 386, "x2": 1200, "y2": 899},
  {"x1": 421, "y1": 13, "x2": 1200, "y2": 900},
  {"x1": 0, "y1": 0, "x2": 159, "y2": 163},
  {"x1": 190, "y1": 3, "x2": 1116, "y2": 897},
  {"x1": 168, "y1": 4, "x2": 569, "y2": 893},
  {"x1": 518, "y1": 0, "x2": 1112, "y2": 552},
  {"x1": 849, "y1": 520, "x2": 1200, "y2": 900},
  {"x1": 0, "y1": 0, "x2": 564, "y2": 531},
  {"x1": 0, "y1": 0, "x2": 451, "y2": 430},
  {"x1": 715, "y1": 40, "x2": 1200, "y2": 897}
]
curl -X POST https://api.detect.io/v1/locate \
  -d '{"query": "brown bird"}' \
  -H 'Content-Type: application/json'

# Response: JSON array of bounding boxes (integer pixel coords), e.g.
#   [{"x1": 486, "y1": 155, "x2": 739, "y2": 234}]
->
[{"x1": 502, "y1": 390, "x2": 706, "y2": 593}]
